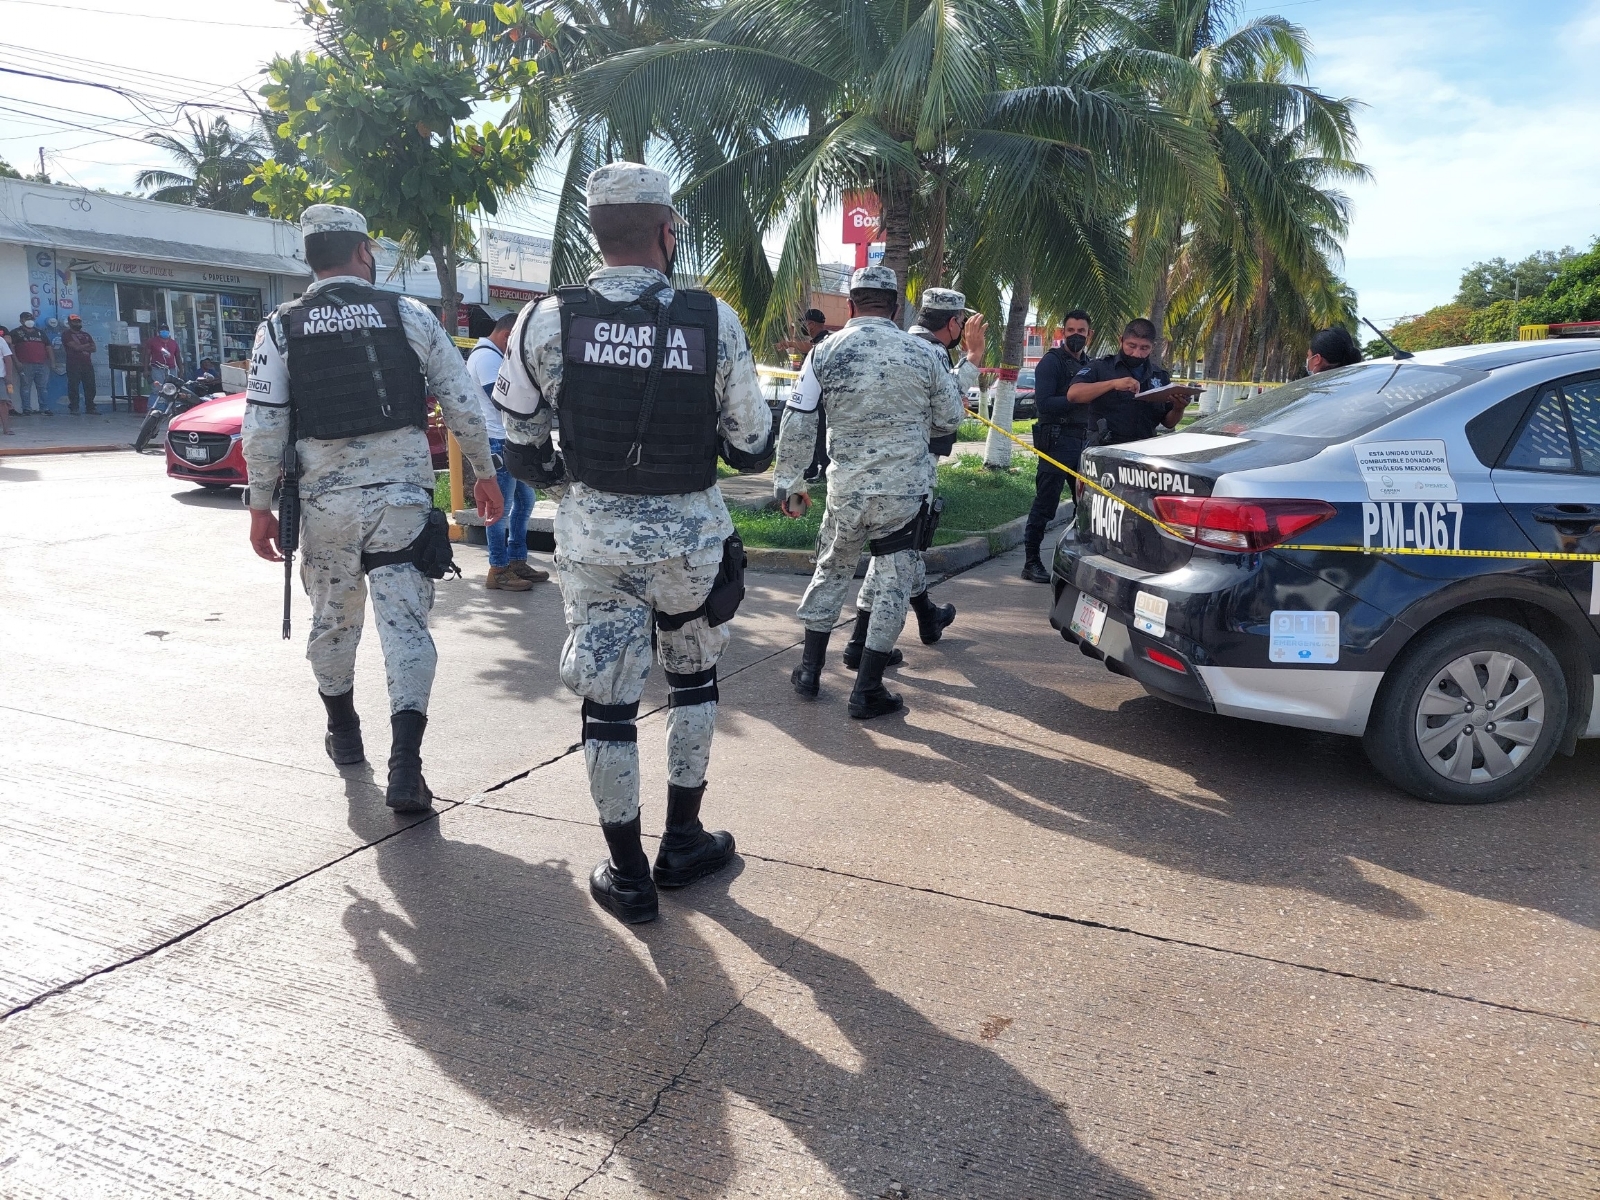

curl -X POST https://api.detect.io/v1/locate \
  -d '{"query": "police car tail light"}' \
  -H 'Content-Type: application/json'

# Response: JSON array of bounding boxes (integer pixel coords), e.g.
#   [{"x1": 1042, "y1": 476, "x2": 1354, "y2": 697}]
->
[{"x1": 1153, "y1": 496, "x2": 1335, "y2": 552}]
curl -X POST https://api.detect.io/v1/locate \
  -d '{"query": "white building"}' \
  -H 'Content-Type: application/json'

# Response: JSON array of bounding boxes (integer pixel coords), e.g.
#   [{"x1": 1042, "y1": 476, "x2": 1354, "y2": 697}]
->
[{"x1": 0, "y1": 179, "x2": 552, "y2": 406}]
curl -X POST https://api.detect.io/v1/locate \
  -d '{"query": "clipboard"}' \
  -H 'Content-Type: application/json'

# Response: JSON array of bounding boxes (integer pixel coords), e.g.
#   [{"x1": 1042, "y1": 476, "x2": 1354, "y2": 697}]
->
[{"x1": 1136, "y1": 382, "x2": 1205, "y2": 405}]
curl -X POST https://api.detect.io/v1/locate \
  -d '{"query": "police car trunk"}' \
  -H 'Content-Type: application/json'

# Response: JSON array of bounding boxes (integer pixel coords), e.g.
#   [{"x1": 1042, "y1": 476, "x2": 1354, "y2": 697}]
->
[{"x1": 1047, "y1": 358, "x2": 1554, "y2": 734}]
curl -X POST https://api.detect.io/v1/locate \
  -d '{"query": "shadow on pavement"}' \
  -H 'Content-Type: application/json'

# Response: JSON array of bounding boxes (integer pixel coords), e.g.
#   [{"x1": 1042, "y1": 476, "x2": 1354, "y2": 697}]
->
[
  {"x1": 170, "y1": 486, "x2": 244, "y2": 507},
  {"x1": 804, "y1": 624, "x2": 1599, "y2": 929},
  {"x1": 342, "y1": 811, "x2": 1151, "y2": 1197}
]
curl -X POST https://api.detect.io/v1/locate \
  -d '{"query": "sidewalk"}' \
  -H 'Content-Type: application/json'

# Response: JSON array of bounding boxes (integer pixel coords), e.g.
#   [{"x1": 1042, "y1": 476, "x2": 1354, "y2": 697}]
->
[{"x1": 0, "y1": 409, "x2": 143, "y2": 456}]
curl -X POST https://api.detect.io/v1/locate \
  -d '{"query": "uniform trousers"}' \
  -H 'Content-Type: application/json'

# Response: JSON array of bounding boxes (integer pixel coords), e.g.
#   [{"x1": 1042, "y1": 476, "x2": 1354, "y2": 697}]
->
[
  {"x1": 798, "y1": 492, "x2": 924, "y2": 654},
  {"x1": 1024, "y1": 424, "x2": 1085, "y2": 559},
  {"x1": 300, "y1": 485, "x2": 436, "y2": 714},
  {"x1": 556, "y1": 555, "x2": 729, "y2": 825}
]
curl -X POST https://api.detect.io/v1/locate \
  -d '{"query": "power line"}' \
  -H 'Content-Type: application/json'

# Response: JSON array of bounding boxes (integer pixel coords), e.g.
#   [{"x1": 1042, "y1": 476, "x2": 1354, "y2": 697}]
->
[
  {"x1": 0, "y1": 0, "x2": 301, "y2": 30},
  {"x1": 0, "y1": 65, "x2": 258, "y2": 119}
]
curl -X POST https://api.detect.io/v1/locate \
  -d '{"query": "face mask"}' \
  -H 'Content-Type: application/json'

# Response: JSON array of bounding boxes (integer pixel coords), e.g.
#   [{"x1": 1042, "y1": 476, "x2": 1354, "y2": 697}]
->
[
  {"x1": 159, "y1": 329, "x2": 170, "y2": 338},
  {"x1": 1119, "y1": 350, "x2": 1149, "y2": 369},
  {"x1": 22, "y1": 320, "x2": 35, "y2": 328},
  {"x1": 1064, "y1": 334, "x2": 1087, "y2": 354},
  {"x1": 659, "y1": 226, "x2": 678, "y2": 278}
]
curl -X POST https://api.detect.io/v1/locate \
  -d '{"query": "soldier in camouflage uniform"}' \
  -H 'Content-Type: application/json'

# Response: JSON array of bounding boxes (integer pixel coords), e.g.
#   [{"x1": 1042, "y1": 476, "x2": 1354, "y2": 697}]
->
[
  {"x1": 244, "y1": 204, "x2": 503, "y2": 813},
  {"x1": 775, "y1": 266, "x2": 965, "y2": 720},
  {"x1": 494, "y1": 163, "x2": 774, "y2": 925},
  {"x1": 884, "y1": 285, "x2": 989, "y2": 646}
]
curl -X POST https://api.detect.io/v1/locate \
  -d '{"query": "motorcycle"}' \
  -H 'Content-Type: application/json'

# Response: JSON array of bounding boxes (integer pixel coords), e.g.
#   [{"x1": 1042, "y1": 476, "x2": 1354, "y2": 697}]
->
[{"x1": 133, "y1": 374, "x2": 221, "y2": 452}]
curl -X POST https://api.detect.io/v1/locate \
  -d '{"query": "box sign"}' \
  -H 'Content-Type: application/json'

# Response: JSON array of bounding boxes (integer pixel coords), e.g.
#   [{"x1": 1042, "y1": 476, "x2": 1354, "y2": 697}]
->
[{"x1": 841, "y1": 191, "x2": 880, "y2": 244}]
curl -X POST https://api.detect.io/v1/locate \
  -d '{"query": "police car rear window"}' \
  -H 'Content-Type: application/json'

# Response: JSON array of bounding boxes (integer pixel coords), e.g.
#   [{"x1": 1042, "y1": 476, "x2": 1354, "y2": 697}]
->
[{"x1": 1189, "y1": 363, "x2": 1479, "y2": 444}]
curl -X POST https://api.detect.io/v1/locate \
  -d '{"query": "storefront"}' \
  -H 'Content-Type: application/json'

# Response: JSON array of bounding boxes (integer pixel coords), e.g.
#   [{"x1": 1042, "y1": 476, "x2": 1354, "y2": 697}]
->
[{"x1": 0, "y1": 179, "x2": 308, "y2": 409}]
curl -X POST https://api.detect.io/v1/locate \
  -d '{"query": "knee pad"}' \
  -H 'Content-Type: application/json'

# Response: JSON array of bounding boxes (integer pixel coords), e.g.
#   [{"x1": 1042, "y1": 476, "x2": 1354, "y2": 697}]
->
[
  {"x1": 581, "y1": 698, "x2": 639, "y2": 743},
  {"x1": 664, "y1": 666, "x2": 718, "y2": 708}
]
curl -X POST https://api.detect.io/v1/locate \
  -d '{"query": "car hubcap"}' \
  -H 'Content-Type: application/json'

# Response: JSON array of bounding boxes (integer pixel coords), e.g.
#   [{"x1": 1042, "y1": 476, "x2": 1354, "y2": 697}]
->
[{"x1": 1414, "y1": 650, "x2": 1545, "y2": 785}]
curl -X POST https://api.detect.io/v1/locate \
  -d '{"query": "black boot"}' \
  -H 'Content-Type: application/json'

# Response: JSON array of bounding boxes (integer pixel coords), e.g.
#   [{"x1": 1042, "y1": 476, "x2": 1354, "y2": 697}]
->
[
  {"x1": 1020, "y1": 552, "x2": 1051, "y2": 584},
  {"x1": 591, "y1": 814, "x2": 659, "y2": 923},
  {"x1": 909, "y1": 591, "x2": 956, "y2": 644},
  {"x1": 840, "y1": 610, "x2": 904, "y2": 671},
  {"x1": 849, "y1": 648, "x2": 904, "y2": 720},
  {"x1": 385, "y1": 709, "x2": 433, "y2": 812},
  {"x1": 320, "y1": 688, "x2": 365, "y2": 765},
  {"x1": 653, "y1": 783, "x2": 736, "y2": 887},
  {"x1": 791, "y1": 628, "x2": 831, "y2": 698}
]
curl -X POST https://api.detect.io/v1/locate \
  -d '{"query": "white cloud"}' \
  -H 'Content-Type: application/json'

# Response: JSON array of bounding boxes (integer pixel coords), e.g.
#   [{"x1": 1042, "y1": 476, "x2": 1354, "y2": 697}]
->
[{"x1": 1309, "y1": 2, "x2": 1600, "y2": 321}]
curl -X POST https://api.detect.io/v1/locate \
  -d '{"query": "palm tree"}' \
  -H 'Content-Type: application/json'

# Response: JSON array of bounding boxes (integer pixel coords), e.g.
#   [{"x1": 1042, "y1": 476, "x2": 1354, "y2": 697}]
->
[
  {"x1": 1113, "y1": 0, "x2": 1364, "y2": 370},
  {"x1": 136, "y1": 114, "x2": 269, "y2": 214}
]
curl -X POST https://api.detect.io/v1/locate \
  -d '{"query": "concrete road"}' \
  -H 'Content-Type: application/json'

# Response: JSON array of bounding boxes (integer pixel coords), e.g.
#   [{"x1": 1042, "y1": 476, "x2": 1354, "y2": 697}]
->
[{"x1": 1, "y1": 452, "x2": 1595, "y2": 1198}]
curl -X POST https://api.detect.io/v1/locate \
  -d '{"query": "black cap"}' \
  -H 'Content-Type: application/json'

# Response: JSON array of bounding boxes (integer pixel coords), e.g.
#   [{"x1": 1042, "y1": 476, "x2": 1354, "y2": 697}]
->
[{"x1": 802, "y1": 308, "x2": 826, "y2": 324}]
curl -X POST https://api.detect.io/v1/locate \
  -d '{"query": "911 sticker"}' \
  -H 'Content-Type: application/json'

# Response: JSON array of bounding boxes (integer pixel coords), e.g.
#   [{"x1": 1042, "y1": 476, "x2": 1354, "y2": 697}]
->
[
  {"x1": 1362, "y1": 501, "x2": 1464, "y2": 551},
  {"x1": 1133, "y1": 591, "x2": 1168, "y2": 638},
  {"x1": 1270, "y1": 611, "x2": 1339, "y2": 664}
]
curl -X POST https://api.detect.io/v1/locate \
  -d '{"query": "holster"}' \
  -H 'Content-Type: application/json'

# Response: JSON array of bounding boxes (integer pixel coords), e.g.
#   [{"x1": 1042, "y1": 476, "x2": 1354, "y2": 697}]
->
[
  {"x1": 869, "y1": 497, "x2": 943, "y2": 556},
  {"x1": 360, "y1": 508, "x2": 461, "y2": 580},
  {"x1": 654, "y1": 533, "x2": 748, "y2": 632}
]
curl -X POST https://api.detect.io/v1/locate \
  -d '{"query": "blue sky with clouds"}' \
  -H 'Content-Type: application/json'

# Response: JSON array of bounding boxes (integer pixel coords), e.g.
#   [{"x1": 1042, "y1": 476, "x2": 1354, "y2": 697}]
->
[
  {"x1": 6, "y1": 0, "x2": 1598, "y2": 327},
  {"x1": 1242, "y1": 0, "x2": 1600, "y2": 322}
]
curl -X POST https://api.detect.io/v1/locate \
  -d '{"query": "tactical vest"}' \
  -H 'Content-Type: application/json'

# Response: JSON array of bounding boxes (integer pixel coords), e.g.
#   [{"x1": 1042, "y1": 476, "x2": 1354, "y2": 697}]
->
[
  {"x1": 553, "y1": 282, "x2": 720, "y2": 495},
  {"x1": 282, "y1": 283, "x2": 427, "y2": 441}
]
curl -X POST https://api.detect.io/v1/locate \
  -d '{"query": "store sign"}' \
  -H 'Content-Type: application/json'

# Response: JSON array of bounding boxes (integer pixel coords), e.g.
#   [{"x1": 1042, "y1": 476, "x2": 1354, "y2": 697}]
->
[
  {"x1": 842, "y1": 191, "x2": 880, "y2": 244},
  {"x1": 487, "y1": 229, "x2": 552, "y2": 292},
  {"x1": 489, "y1": 283, "x2": 543, "y2": 303},
  {"x1": 79, "y1": 259, "x2": 180, "y2": 279},
  {"x1": 202, "y1": 271, "x2": 244, "y2": 285}
]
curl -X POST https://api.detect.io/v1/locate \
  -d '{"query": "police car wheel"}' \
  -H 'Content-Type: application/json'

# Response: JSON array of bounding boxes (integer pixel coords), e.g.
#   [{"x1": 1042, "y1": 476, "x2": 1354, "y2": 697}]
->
[{"x1": 1363, "y1": 616, "x2": 1567, "y2": 805}]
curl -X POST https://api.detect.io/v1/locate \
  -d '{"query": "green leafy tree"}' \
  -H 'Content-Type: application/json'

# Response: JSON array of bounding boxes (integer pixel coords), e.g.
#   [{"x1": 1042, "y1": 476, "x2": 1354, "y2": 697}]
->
[
  {"x1": 136, "y1": 114, "x2": 269, "y2": 213},
  {"x1": 1382, "y1": 303, "x2": 1474, "y2": 352},
  {"x1": 1462, "y1": 298, "x2": 1520, "y2": 343},
  {"x1": 1517, "y1": 238, "x2": 1600, "y2": 326},
  {"x1": 0, "y1": 158, "x2": 21, "y2": 179},
  {"x1": 1455, "y1": 248, "x2": 1574, "y2": 309},
  {"x1": 255, "y1": 0, "x2": 537, "y2": 334}
]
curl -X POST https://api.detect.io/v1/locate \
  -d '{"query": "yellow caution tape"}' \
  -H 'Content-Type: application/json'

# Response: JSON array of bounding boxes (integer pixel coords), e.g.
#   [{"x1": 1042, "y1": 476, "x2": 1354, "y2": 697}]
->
[{"x1": 964, "y1": 410, "x2": 1600, "y2": 564}]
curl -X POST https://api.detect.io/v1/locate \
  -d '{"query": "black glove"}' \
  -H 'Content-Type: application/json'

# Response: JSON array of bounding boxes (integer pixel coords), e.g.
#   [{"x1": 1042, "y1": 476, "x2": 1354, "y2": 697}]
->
[{"x1": 504, "y1": 439, "x2": 566, "y2": 487}]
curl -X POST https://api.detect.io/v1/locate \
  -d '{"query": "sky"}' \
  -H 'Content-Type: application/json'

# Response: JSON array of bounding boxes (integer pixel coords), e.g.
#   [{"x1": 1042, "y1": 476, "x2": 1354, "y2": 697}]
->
[{"x1": 3, "y1": 0, "x2": 1598, "y2": 326}]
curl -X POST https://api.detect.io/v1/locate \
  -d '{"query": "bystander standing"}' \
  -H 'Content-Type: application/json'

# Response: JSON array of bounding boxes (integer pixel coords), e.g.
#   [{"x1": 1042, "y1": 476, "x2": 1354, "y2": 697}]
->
[
  {"x1": 61, "y1": 315, "x2": 98, "y2": 415},
  {"x1": 0, "y1": 325, "x2": 13, "y2": 434},
  {"x1": 469, "y1": 311, "x2": 545, "y2": 591},
  {"x1": 11, "y1": 311, "x2": 54, "y2": 416}
]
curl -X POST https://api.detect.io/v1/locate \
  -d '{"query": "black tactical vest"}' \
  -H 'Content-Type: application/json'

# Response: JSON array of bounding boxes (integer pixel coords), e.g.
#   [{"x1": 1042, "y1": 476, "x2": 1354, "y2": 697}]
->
[
  {"x1": 554, "y1": 283, "x2": 720, "y2": 495},
  {"x1": 282, "y1": 283, "x2": 427, "y2": 441}
]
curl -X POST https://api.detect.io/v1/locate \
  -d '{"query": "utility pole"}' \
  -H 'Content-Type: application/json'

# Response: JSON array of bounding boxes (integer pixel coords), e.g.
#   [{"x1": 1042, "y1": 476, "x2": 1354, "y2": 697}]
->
[{"x1": 38, "y1": 147, "x2": 47, "y2": 178}]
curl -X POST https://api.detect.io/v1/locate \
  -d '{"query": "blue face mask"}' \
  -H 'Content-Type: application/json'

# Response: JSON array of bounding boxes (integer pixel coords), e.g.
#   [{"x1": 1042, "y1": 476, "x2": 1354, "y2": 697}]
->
[{"x1": 159, "y1": 329, "x2": 170, "y2": 337}]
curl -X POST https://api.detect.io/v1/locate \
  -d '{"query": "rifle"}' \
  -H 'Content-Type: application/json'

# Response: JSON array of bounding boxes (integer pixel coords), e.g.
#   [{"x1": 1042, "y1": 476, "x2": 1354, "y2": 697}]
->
[{"x1": 280, "y1": 404, "x2": 300, "y2": 640}]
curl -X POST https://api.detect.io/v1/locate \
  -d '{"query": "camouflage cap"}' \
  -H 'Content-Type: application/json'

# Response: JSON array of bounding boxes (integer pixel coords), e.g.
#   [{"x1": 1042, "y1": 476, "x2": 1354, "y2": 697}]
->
[
  {"x1": 920, "y1": 287, "x2": 969, "y2": 312},
  {"x1": 850, "y1": 265, "x2": 898, "y2": 291},
  {"x1": 300, "y1": 204, "x2": 369, "y2": 241},
  {"x1": 586, "y1": 162, "x2": 685, "y2": 225}
]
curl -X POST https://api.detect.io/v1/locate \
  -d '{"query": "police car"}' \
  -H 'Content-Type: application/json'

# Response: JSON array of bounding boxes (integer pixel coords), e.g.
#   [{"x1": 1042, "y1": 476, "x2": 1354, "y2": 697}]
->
[{"x1": 1047, "y1": 339, "x2": 1600, "y2": 804}]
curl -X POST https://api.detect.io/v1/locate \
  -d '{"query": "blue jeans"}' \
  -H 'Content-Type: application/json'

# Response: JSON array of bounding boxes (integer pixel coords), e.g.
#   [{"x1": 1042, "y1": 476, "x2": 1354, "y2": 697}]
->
[
  {"x1": 486, "y1": 437, "x2": 535, "y2": 568},
  {"x1": 16, "y1": 361, "x2": 50, "y2": 412}
]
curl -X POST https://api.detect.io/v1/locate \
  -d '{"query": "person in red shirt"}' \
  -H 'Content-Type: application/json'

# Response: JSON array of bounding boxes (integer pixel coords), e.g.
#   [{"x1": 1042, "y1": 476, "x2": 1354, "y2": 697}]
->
[
  {"x1": 62, "y1": 315, "x2": 99, "y2": 415},
  {"x1": 12, "y1": 311, "x2": 54, "y2": 415},
  {"x1": 145, "y1": 323, "x2": 182, "y2": 406}
]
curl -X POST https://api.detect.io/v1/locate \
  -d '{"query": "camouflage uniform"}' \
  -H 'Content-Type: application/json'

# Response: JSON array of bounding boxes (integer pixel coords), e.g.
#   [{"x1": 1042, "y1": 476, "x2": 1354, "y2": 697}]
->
[
  {"x1": 242, "y1": 264, "x2": 494, "y2": 715},
  {"x1": 494, "y1": 264, "x2": 771, "y2": 824},
  {"x1": 775, "y1": 270, "x2": 965, "y2": 655}
]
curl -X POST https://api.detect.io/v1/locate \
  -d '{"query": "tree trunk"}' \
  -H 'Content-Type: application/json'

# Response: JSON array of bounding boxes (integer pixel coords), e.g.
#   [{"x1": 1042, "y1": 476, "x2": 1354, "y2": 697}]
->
[
  {"x1": 1149, "y1": 251, "x2": 1173, "y2": 367},
  {"x1": 879, "y1": 171, "x2": 914, "y2": 328},
  {"x1": 923, "y1": 165, "x2": 946, "y2": 291},
  {"x1": 431, "y1": 236, "x2": 460, "y2": 340},
  {"x1": 984, "y1": 269, "x2": 1031, "y2": 469}
]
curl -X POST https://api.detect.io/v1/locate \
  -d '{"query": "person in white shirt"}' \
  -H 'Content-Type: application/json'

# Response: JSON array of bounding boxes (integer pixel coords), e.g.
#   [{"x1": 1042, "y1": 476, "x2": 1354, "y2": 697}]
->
[
  {"x1": 468, "y1": 311, "x2": 546, "y2": 590},
  {"x1": 0, "y1": 327, "x2": 13, "y2": 434}
]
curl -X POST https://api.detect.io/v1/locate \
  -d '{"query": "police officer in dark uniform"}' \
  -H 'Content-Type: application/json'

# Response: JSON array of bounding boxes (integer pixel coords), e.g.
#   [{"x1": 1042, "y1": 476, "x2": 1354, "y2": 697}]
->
[
  {"x1": 1021, "y1": 308, "x2": 1093, "y2": 583},
  {"x1": 1066, "y1": 317, "x2": 1191, "y2": 447}
]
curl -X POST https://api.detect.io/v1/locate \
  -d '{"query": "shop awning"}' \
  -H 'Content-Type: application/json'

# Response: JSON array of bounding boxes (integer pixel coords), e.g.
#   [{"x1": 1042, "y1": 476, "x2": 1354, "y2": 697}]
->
[{"x1": 3, "y1": 220, "x2": 309, "y2": 279}]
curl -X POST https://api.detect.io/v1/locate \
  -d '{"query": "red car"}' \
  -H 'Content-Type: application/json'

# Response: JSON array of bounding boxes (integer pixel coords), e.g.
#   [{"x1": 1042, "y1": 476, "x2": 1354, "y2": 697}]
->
[{"x1": 165, "y1": 393, "x2": 450, "y2": 490}]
